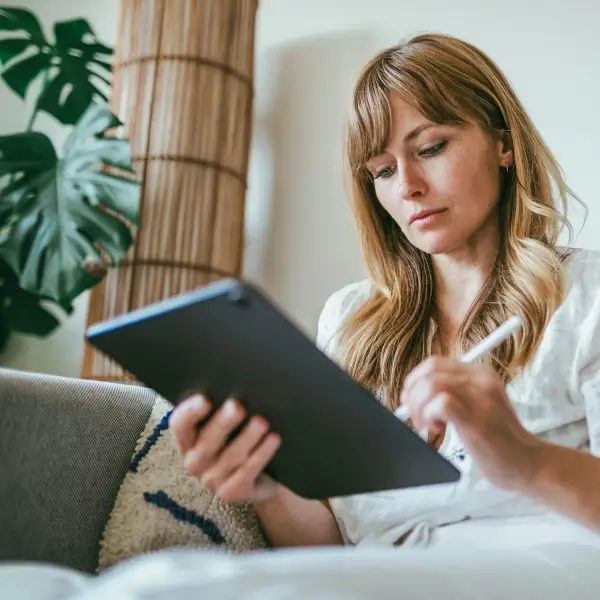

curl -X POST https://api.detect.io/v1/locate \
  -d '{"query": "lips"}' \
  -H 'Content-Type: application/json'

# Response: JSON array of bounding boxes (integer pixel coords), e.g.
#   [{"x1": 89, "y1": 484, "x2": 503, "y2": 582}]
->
[{"x1": 409, "y1": 208, "x2": 447, "y2": 225}]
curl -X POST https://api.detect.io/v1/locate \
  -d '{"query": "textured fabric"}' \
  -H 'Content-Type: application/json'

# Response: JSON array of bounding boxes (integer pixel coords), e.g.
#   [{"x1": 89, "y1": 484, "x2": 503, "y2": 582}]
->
[
  {"x1": 316, "y1": 247, "x2": 600, "y2": 547},
  {"x1": 73, "y1": 539, "x2": 600, "y2": 600},
  {"x1": 0, "y1": 368, "x2": 155, "y2": 573},
  {"x1": 98, "y1": 396, "x2": 269, "y2": 571},
  {"x1": 5, "y1": 536, "x2": 600, "y2": 600}
]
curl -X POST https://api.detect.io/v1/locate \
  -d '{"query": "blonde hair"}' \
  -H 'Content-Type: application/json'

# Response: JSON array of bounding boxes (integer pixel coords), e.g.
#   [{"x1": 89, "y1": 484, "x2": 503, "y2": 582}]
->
[{"x1": 338, "y1": 32, "x2": 583, "y2": 410}]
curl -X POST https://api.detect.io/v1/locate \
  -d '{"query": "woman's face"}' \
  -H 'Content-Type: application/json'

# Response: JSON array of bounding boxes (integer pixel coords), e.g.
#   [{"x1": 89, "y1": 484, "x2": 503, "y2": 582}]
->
[{"x1": 366, "y1": 92, "x2": 513, "y2": 256}]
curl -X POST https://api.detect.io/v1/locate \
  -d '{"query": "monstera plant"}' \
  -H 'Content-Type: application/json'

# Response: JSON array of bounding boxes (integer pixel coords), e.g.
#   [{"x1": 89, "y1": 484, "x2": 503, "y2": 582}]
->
[{"x1": 0, "y1": 6, "x2": 140, "y2": 351}]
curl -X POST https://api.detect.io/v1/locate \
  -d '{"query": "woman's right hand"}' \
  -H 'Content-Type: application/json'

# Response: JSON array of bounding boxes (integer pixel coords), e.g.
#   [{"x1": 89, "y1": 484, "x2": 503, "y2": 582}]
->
[{"x1": 169, "y1": 394, "x2": 282, "y2": 504}]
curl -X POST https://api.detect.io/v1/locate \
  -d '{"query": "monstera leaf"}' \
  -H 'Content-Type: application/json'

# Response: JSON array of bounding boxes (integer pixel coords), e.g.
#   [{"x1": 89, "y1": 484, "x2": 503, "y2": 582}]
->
[
  {"x1": 0, "y1": 7, "x2": 113, "y2": 125},
  {"x1": 0, "y1": 257, "x2": 67, "y2": 351},
  {"x1": 0, "y1": 102, "x2": 140, "y2": 305}
]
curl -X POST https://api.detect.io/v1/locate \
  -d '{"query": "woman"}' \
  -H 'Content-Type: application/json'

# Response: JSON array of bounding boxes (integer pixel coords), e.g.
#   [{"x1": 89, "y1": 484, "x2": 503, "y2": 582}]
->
[{"x1": 169, "y1": 32, "x2": 600, "y2": 550}]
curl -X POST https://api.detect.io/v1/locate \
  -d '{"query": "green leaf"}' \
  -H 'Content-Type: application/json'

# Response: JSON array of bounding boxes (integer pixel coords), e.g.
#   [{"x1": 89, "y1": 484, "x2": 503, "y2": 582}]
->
[
  {"x1": 0, "y1": 102, "x2": 140, "y2": 305},
  {"x1": 54, "y1": 18, "x2": 100, "y2": 50},
  {"x1": 0, "y1": 37, "x2": 32, "y2": 63},
  {"x1": 43, "y1": 18, "x2": 113, "y2": 125},
  {"x1": 0, "y1": 8, "x2": 46, "y2": 44},
  {"x1": 0, "y1": 11, "x2": 113, "y2": 125},
  {"x1": 0, "y1": 130, "x2": 56, "y2": 174},
  {"x1": 1, "y1": 50, "x2": 51, "y2": 99},
  {"x1": 0, "y1": 257, "x2": 61, "y2": 351},
  {"x1": 0, "y1": 7, "x2": 50, "y2": 100},
  {"x1": 0, "y1": 313, "x2": 9, "y2": 351},
  {"x1": 6, "y1": 284, "x2": 60, "y2": 335}
]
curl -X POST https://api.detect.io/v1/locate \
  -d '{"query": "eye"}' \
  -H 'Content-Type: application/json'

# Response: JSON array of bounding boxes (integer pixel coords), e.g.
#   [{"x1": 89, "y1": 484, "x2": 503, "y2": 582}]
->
[
  {"x1": 419, "y1": 140, "x2": 447, "y2": 157},
  {"x1": 373, "y1": 166, "x2": 395, "y2": 180}
]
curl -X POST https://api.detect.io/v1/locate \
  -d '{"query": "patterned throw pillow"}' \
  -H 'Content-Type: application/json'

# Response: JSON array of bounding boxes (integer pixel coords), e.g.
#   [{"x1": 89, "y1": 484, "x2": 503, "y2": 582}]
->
[{"x1": 98, "y1": 396, "x2": 269, "y2": 571}]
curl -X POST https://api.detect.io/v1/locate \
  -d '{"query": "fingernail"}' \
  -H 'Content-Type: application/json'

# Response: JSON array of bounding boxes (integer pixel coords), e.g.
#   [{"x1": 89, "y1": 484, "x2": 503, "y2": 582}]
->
[
  {"x1": 189, "y1": 394, "x2": 205, "y2": 410},
  {"x1": 221, "y1": 399, "x2": 237, "y2": 420},
  {"x1": 250, "y1": 416, "x2": 267, "y2": 433},
  {"x1": 394, "y1": 405, "x2": 409, "y2": 419}
]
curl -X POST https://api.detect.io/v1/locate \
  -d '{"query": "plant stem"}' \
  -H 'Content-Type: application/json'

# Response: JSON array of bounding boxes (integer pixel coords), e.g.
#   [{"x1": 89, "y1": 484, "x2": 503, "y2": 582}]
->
[
  {"x1": 25, "y1": 102, "x2": 39, "y2": 132},
  {"x1": 25, "y1": 67, "x2": 51, "y2": 132}
]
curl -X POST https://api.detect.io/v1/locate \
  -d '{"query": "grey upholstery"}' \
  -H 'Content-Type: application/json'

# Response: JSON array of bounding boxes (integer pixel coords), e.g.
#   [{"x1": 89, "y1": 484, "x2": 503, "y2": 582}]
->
[{"x1": 0, "y1": 368, "x2": 156, "y2": 573}]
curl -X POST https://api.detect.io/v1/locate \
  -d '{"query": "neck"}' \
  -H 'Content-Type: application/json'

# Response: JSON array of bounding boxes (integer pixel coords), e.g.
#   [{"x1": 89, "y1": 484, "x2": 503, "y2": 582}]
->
[{"x1": 432, "y1": 225, "x2": 499, "y2": 338}]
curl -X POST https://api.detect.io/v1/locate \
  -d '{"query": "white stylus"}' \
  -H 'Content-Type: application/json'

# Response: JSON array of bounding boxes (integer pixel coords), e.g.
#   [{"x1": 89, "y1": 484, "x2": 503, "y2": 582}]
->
[{"x1": 394, "y1": 315, "x2": 523, "y2": 421}]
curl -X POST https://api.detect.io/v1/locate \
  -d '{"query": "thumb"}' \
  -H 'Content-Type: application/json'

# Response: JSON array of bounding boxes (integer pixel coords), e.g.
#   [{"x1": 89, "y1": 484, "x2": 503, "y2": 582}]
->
[
  {"x1": 253, "y1": 473, "x2": 278, "y2": 502},
  {"x1": 422, "y1": 394, "x2": 451, "y2": 431}
]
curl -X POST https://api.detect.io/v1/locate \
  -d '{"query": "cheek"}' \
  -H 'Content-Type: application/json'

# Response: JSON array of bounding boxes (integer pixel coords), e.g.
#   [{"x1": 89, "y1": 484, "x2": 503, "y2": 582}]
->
[
  {"x1": 445, "y1": 150, "x2": 500, "y2": 215},
  {"x1": 376, "y1": 187, "x2": 395, "y2": 214},
  {"x1": 374, "y1": 181, "x2": 410, "y2": 228}
]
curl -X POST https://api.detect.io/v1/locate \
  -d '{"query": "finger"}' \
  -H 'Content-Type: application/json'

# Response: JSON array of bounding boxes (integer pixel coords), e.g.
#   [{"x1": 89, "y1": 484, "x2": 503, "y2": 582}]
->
[
  {"x1": 402, "y1": 372, "x2": 458, "y2": 429},
  {"x1": 425, "y1": 387, "x2": 475, "y2": 428},
  {"x1": 252, "y1": 473, "x2": 279, "y2": 503},
  {"x1": 421, "y1": 392, "x2": 455, "y2": 430},
  {"x1": 169, "y1": 394, "x2": 211, "y2": 454},
  {"x1": 471, "y1": 363, "x2": 504, "y2": 396},
  {"x1": 402, "y1": 356, "x2": 458, "y2": 395},
  {"x1": 184, "y1": 399, "x2": 245, "y2": 476},
  {"x1": 216, "y1": 433, "x2": 281, "y2": 502},
  {"x1": 201, "y1": 416, "x2": 270, "y2": 492},
  {"x1": 402, "y1": 359, "x2": 473, "y2": 409}
]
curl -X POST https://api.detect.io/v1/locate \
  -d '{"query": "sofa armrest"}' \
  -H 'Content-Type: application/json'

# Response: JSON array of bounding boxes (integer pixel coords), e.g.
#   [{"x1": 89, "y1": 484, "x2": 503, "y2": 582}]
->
[{"x1": 0, "y1": 368, "x2": 156, "y2": 573}]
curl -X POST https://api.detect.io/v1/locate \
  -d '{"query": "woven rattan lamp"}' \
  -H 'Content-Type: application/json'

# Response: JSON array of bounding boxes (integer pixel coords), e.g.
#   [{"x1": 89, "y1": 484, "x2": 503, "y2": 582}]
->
[{"x1": 81, "y1": 0, "x2": 259, "y2": 381}]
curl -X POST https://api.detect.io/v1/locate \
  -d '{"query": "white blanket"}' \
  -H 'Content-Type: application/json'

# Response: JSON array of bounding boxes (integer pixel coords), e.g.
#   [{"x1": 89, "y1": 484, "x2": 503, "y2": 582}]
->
[{"x1": 5, "y1": 514, "x2": 599, "y2": 600}]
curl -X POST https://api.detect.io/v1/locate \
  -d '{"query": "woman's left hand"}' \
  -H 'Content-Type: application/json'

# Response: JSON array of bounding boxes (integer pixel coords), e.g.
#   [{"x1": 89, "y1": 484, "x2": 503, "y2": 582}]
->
[{"x1": 401, "y1": 356, "x2": 546, "y2": 491}]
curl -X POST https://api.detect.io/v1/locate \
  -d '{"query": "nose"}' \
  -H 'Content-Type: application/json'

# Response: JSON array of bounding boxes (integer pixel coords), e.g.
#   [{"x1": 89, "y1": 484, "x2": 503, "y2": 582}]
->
[{"x1": 397, "y1": 161, "x2": 426, "y2": 200}]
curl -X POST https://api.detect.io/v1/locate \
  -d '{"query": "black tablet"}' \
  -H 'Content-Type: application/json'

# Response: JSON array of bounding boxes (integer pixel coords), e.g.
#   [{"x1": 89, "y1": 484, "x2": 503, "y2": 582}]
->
[{"x1": 85, "y1": 279, "x2": 461, "y2": 499}]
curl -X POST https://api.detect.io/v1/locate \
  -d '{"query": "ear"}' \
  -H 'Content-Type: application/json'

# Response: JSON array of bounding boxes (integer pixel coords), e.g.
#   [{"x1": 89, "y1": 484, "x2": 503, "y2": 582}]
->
[
  {"x1": 498, "y1": 131, "x2": 514, "y2": 169},
  {"x1": 499, "y1": 150, "x2": 513, "y2": 170}
]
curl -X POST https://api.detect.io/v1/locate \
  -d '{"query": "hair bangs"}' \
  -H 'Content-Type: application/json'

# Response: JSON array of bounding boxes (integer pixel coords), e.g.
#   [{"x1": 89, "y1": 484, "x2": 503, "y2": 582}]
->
[{"x1": 346, "y1": 63, "x2": 392, "y2": 177}]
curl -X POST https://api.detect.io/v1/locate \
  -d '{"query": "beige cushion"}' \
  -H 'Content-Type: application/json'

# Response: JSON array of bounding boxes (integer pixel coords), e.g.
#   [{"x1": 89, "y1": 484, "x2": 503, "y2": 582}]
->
[{"x1": 98, "y1": 396, "x2": 269, "y2": 570}]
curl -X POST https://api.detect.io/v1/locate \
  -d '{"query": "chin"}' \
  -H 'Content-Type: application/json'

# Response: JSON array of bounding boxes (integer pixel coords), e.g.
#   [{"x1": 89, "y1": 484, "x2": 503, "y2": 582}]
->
[{"x1": 409, "y1": 234, "x2": 462, "y2": 256}]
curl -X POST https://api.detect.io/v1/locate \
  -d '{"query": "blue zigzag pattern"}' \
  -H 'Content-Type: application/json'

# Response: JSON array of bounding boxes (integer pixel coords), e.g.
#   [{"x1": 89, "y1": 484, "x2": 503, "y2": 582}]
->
[
  {"x1": 129, "y1": 409, "x2": 173, "y2": 473},
  {"x1": 144, "y1": 490, "x2": 225, "y2": 545},
  {"x1": 128, "y1": 408, "x2": 226, "y2": 545}
]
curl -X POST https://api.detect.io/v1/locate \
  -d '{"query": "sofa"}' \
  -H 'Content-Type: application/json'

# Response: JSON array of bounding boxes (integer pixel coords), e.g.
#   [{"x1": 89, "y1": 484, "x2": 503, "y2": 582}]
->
[
  {"x1": 6, "y1": 367, "x2": 600, "y2": 600},
  {"x1": 0, "y1": 367, "x2": 267, "y2": 575}
]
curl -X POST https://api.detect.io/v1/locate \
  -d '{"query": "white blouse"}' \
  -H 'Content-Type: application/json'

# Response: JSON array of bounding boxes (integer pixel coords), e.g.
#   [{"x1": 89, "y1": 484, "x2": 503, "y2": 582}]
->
[{"x1": 316, "y1": 248, "x2": 600, "y2": 547}]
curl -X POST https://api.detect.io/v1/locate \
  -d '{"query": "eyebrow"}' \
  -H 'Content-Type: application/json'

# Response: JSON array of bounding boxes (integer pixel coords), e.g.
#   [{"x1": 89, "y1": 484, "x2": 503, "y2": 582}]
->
[
  {"x1": 374, "y1": 123, "x2": 438, "y2": 160},
  {"x1": 404, "y1": 123, "x2": 437, "y2": 143}
]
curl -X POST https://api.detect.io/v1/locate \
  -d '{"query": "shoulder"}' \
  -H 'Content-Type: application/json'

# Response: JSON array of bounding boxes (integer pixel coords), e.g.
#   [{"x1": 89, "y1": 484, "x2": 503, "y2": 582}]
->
[
  {"x1": 316, "y1": 279, "x2": 374, "y2": 354},
  {"x1": 550, "y1": 248, "x2": 600, "y2": 383},
  {"x1": 547, "y1": 248, "x2": 600, "y2": 366},
  {"x1": 561, "y1": 246, "x2": 600, "y2": 280},
  {"x1": 560, "y1": 247, "x2": 600, "y2": 304}
]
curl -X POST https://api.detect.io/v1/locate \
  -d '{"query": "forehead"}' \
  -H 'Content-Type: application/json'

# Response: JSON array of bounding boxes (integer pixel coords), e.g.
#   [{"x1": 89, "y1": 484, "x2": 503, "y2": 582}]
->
[
  {"x1": 349, "y1": 71, "x2": 476, "y2": 170},
  {"x1": 381, "y1": 92, "x2": 486, "y2": 155},
  {"x1": 384, "y1": 92, "x2": 453, "y2": 152},
  {"x1": 387, "y1": 92, "x2": 430, "y2": 136}
]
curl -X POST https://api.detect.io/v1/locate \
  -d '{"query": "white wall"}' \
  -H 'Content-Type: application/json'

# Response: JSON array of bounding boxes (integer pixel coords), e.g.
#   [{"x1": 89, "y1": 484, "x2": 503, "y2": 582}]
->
[{"x1": 3, "y1": 0, "x2": 599, "y2": 376}]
